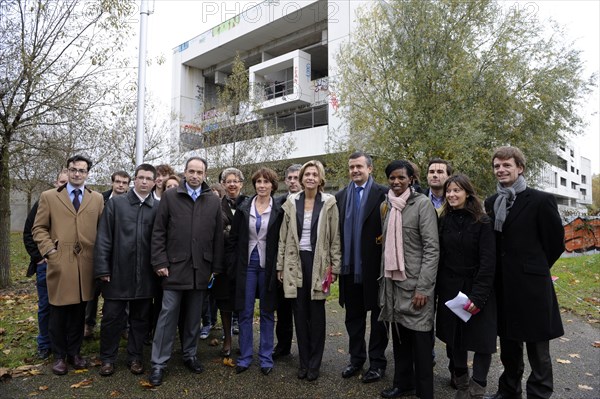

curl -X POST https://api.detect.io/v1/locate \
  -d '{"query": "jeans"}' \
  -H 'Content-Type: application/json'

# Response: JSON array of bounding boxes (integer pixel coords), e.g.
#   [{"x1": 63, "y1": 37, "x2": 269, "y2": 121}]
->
[
  {"x1": 36, "y1": 262, "x2": 51, "y2": 351},
  {"x1": 237, "y1": 261, "x2": 274, "y2": 368}
]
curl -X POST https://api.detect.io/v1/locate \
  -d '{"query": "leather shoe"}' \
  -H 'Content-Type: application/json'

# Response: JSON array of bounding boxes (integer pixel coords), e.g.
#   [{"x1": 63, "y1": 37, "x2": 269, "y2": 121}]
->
[
  {"x1": 52, "y1": 358, "x2": 68, "y2": 375},
  {"x1": 260, "y1": 367, "x2": 272, "y2": 376},
  {"x1": 381, "y1": 387, "x2": 416, "y2": 398},
  {"x1": 99, "y1": 362, "x2": 114, "y2": 376},
  {"x1": 363, "y1": 367, "x2": 385, "y2": 383},
  {"x1": 128, "y1": 360, "x2": 144, "y2": 375},
  {"x1": 342, "y1": 364, "x2": 362, "y2": 378},
  {"x1": 307, "y1": 368, "x2": 319, "y2": 381},
  {"x1": 67, "y1": 354, "x2": 87, "y2": 370},
  {"x1": 149, "y1": 367, "x2": 164, "y2": 386},
  {"x1": 272, "y1": 347, "x2": 291, "y2": 359},
  {"x1": 236, "y1": 365, "x2": 249, "y2": 374},
  {"x1": 297, "y1": 368, "x2": 308, "y2": 379},
  {"x1": 183, "y1": 357, "x2": 204, "y2": 373}
]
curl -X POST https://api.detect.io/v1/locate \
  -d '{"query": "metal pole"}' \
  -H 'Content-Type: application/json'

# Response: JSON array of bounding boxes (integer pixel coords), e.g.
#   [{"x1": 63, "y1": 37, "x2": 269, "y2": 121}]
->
[{"x1": 135, "y1": 0, "x2": 149, "y2": 166}]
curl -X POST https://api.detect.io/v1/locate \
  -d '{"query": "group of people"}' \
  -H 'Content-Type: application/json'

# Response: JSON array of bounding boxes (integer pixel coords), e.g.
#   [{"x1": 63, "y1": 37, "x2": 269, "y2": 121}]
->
[{"x1": 22, "y1": 146, "x2": 565, "y2": 399}]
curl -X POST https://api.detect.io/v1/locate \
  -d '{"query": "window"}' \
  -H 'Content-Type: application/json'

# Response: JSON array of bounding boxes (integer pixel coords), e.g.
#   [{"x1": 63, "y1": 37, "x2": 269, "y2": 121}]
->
[
  {"x1": 580, "y1": 188, "x2": 587, "y2": 196},
  {"x1": 571, "y1": 182, "x2": 577, "y2": 190},
  {"x1": 570, "y1": 166, "x2": 575, "y2": 173},
  {"x1": 582, "y1": 175, "x2": 587, "y2": 184},
  {"x1": 560, "y1": 177, "x2": 567, "y2": 186}
]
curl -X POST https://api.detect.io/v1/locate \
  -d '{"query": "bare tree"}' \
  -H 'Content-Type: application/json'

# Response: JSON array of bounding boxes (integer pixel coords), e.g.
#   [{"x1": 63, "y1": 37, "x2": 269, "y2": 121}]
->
[{"x1": 0, "y1": 0, "x2": 134, "y2": 287}]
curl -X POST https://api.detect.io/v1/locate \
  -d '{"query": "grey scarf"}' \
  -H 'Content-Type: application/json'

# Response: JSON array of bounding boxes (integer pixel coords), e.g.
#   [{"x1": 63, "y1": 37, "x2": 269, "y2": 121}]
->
[{"x1": 493, "y1": 175, "x2": 527, "y2": 232}]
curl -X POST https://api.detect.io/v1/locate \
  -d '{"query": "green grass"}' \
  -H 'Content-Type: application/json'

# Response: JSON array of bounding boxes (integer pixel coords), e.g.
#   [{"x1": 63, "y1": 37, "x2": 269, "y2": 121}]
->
[
  {"x1": 1, "y1": 232, "x2": 597, "y2": 371},
  {"x1": 552, "y1": 254, "x2": 600, "y2": 321}
]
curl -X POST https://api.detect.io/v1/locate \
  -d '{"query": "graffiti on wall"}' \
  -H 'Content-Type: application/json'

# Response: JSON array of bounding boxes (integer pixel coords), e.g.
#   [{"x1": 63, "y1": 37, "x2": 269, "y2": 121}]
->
[{"x1": 564, "y1": 217, "x2": 600, "y2": 252}]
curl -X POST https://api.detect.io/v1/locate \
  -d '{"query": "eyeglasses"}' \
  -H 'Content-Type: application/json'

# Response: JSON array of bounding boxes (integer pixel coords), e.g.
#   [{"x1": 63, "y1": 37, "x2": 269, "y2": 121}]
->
[
  {"x1": 224, "y1": 180, "x2": 241, "y2": 185},
  {"x1": 136, "y1": 176, "x2": 154, "y2": 182},
  {"x1": 68, "y1": 168, "x2": 88, "y2": 175}
]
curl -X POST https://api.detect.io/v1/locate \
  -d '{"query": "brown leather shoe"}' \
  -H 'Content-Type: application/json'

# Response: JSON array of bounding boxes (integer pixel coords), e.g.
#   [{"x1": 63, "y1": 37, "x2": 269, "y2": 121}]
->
[
  {"x1": 99, "y1": 362, "x2": 114, "y2": 376},
  {"x1": 67, "y1": 354, "x2": 87, "y2": 370},
  {"x1": 52, "y1": 358, "x2": 68, "y2": 375},
  {"x1": 128, "y1": 360, "x2": 144, "y2": 375}
]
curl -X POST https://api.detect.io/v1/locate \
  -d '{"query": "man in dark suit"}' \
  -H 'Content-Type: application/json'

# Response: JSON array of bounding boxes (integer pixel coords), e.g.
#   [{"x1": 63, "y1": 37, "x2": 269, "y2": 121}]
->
[
  {"x1": 22, "y1": 170, "x2": 69, "y2": 360},
  {"x1": 336, "y1": 151, "x2": 388, "y2": 383},
  {"x1": 484, "y1": 146, "x2": 564, "y2": 399},
  {"x1": 148, "y1": 157, "x2": 224, "y2": 386},
  {"x1": 101, "y1": 171, "x2": 131, "y2": 203},
  {"x1": 273, "y1": 163, "x2": 302, "y2": 359}
]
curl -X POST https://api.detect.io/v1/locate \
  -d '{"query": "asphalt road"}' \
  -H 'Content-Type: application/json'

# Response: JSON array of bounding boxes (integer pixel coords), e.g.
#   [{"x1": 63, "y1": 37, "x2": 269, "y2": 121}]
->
[{"x1": 1, "y1": 302, "x2": 599, "y2": 399}]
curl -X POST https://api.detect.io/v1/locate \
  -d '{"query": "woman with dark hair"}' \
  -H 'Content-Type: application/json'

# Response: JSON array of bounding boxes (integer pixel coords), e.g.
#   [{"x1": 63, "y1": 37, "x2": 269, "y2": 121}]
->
[
  {"x1": 277, "y1": 160, "x2": 341, "y2": 382},
  {"x1": 227, "y1": 168, "x2": 283, "y2": 376},
  {"x1": 435, "y1": 174, "x2": 496, "y2": 399},
  {"x1": 153, "y1": 164, "x2": 175, "y2": 200},
  {"x1": 378, "y1": 160, "x2": 439, "y2": 399},
  {"x1": 162, "y1": 175, "x2": 181, "y2": 192}
]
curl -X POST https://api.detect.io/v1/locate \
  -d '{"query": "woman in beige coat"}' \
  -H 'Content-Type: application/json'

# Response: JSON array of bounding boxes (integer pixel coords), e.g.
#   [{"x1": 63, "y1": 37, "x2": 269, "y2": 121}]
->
[{"x1": 276, "y1": 160, "x2": 341, "y2": 382}]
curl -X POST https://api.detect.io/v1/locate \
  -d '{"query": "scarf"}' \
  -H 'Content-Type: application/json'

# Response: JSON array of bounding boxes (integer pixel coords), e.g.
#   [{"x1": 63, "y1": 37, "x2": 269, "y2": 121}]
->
[
  {"x1": 342, "y1": 176, "x2": 373, "y2": 283},
  {"x1": 384, "y1": 188, "x2": 411, "y2": 281},
  {"x1": 493, "y1": 175, "x2": 527, "y2": 232}
]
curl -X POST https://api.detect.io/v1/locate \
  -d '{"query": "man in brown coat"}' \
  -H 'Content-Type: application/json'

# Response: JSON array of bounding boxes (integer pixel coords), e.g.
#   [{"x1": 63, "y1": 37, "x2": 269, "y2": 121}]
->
[
  {"x1": 33, "y1": 155, "x2": 104, "y2": 375},
  {"x1": 148, "y1": 156, "x2": 224, "y2": 386}
]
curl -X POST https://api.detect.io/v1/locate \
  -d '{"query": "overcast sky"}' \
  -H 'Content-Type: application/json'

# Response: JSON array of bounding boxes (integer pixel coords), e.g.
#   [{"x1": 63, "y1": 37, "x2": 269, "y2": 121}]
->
[{"x1": 138, "y1": 0, "x2": 599, "y2": 173}]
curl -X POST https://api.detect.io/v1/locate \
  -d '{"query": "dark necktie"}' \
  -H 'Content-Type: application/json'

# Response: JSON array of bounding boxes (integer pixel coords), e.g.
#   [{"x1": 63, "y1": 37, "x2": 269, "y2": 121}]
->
[
  {"x1": 73, "y1": 189, "x2": 81, "y2": 212},
  {"x1": 354, "y1": 186, "x2": 363, "y2": 213}
]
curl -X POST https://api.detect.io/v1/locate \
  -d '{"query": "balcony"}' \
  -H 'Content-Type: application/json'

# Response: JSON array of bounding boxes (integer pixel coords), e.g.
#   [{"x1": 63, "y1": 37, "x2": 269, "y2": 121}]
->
[{"x1": 249, "y1": 50, "x2": 313, "y2": 113}]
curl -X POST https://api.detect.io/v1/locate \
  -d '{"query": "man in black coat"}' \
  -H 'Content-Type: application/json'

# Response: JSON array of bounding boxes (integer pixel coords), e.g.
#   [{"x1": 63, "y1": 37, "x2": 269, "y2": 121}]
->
[
  {"x1": 273, "y1": 163, "x2": 302, "y2": 359},
  {"x1": 148, "y1": 157, "x2": 224, "y2": 386},
  {"x1": 484, "y1": 146, "x2": 565, "y2": 399},
  {"x1": 94, "y1": 164, "x2": 159, "y2": 377},
  {"x1": 86, "y1": 170, "x2": 131, "y2": 339},
  {"x1": 336, "y1": 151, "x2": 388, "y2": 383},
  {"x1": 22, "y1": 170, "x2": 69, "y2": 360}
]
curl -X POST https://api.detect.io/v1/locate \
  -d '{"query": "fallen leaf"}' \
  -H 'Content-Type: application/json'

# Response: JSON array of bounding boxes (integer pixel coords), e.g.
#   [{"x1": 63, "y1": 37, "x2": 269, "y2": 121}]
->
[
  {"x1": 139, "y1": 379, "x2": 155, "y2": 388},
  {"x1": 578, "y1": 385, "x2": 593, "y2": 391},
  {"x1": 209, "y1": 338, "x2": 219, "y2": 346},
  {"x1": 328, "y1": 332, "x2": 342, "y2": 337},
  {"x1": 73, "y1": 369, "x2": 88, "y2": 373},
  {"x1": 110, "y1": 390, "x2": 122, "y2": 397},
  {"x1": 70, "y1": 378, "x2": 93, "y2": 388},
  {"x1": 585, "y1": 372, "x2": 594, "y2": 376},
  {"x1": 556, "y1": 359, "x2": 571, "y2": 364},
  {"x1": 0, "y1": 328, "x2": 5, "y2": 335},
  {"x1": 331, "y1": 309, "x2": 338, "y2": 313},
  {"x1": 28, "y1": 369, "x2": 42, "y2": 376},
  {"x1": 592, "y1": 341, "x2": 600, "y2": 348},
  {"x1": 223, "y1": 357, "x2": 235, "y2": 367},
  {"x1": 38, "y1": 386, "x2": 48, "y2": 391},
  {"x1": 568, "y1": 353, "x2": 580, "y2": 358},
  {"x1": 559, "y1": 337, "x2": 570, "y2": 342},
  {"x1": 2, "y1": 349, "x2": 11, "y2": 355},
  {"x1": 337, "y1": 348, "x2": 346, "y2": 354}
]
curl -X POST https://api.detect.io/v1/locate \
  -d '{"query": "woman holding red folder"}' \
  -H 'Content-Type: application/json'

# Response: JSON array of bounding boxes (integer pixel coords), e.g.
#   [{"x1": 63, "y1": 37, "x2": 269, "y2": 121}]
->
[{"x1": 276, "y1": 160, "x2": 341, "y2": 382}]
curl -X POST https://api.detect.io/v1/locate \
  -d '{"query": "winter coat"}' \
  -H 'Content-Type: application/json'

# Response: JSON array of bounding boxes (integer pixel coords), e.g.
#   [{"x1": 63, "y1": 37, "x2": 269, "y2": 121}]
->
[
  {"x1": 277, "y1": 191, "x2": 341, "y2": 301},
  {"x1": 23, "y1": 201, "x2": 43, "y2": 277},
  {"x1": 93, "y1": 190, "x2": 160, "y2": 300},
  {"x1": 435, "y1": 209, "x2": 497, "y2": 353},
  {"x1": 485, "y1": 187, "x2": 564, "y2": 342},
  {"x1": 151, "y1": 181, "x2": 224, "y2": 290},
  {"x1": 227, "y1": 195, "x2": 284, "y2": 312},
  {"x1": 32, "y1": 185, "x2": 104, "y2": 306},
  {"x1": 378, "y1": 191, "x2": 439, "y2": 332},
  {"x1": 335, "y1": 182, "x2": 387, "y2": 310}
]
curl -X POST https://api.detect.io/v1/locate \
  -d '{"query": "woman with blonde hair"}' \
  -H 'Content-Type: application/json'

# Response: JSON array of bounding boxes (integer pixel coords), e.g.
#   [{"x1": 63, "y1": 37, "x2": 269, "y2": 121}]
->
[{"x1": 277, "y1": 160, "x2": 341, "y2": 382}]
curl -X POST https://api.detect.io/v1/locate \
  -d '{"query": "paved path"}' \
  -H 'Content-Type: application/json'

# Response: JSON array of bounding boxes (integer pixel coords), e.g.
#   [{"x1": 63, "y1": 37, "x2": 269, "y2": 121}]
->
[{"x1": 2, "y1": 302, "x2": 599, "y2": 398}]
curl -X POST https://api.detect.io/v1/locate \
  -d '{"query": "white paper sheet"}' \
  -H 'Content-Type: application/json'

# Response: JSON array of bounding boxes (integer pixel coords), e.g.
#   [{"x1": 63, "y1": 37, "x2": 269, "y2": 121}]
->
[{"x1": 444, "y1": 291, "x2": 472, "y2": 322}]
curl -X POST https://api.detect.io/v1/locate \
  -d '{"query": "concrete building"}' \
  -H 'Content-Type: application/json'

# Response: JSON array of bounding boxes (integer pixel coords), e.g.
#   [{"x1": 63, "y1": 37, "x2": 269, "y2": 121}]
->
[
  {"x1": 171, "y1": 0, "x2": 368, "y2": 168},
  {"x1": 538, "y1": 142, "x2": 593, "y2": 217}
]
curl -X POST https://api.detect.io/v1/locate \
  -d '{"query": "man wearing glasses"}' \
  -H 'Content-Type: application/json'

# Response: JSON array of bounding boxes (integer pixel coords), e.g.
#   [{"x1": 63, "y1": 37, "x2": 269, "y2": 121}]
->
[
  {"x1": 148, "y1": 157, "x2": 224, "y2": 386},
  {"x1": 94, "y1": 164, "x2": 159, "y2": 377},
  {"x1": 33, "y1": 155, "x2": 104, "y2": 375}
]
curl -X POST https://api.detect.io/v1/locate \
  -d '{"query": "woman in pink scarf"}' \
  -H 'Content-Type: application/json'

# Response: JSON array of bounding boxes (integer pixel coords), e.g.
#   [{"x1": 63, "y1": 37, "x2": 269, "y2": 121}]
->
[{"x1": 378, "y1": 160, "x2": 440, "y2": 399}]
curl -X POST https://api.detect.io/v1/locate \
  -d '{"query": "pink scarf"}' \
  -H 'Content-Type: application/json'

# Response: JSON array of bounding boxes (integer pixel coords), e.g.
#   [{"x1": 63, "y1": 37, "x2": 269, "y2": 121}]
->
[{"x1": 384, "y1": 188, "x2": 411, "y2": 281}]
